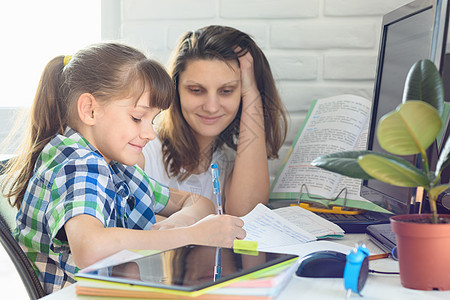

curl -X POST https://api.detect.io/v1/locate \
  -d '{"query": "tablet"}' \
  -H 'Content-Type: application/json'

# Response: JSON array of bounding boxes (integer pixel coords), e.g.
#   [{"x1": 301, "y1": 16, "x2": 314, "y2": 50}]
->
[{"x1": 75, "y1": 245, "x2": 298, "y2": 296}]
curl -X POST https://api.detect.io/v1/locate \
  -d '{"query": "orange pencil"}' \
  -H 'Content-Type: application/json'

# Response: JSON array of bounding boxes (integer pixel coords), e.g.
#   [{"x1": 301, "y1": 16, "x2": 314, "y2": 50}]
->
[{"x1": 369, "y1": 253, "x2": 390, "y2": 260}]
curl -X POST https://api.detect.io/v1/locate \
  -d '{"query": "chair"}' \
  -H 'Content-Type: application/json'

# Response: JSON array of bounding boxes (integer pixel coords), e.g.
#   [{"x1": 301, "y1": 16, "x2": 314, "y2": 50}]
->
[
  {"x1": 0, "y1": 212, "x2": 46, "y2": 299},
  {"x1": 0, "y1": 162, "x2": 46, "y2": 299}
]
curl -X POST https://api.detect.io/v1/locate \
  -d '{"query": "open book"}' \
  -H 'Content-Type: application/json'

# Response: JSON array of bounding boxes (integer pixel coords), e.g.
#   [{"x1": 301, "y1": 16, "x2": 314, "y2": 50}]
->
[
  {"x1": 241, "y1": 203, "x2": 344, "y2": 252},
  {"x1": 270, "y1": 94, "x2": 388, "y2": 212}
]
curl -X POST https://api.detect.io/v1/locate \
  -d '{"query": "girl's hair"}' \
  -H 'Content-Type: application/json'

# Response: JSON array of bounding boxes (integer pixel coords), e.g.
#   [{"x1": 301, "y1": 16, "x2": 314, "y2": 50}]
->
[
  {"x1": 3, "y1": 42, "x2": 175, "y2": 209},
  {"x1": 158, "y1": 25, "x2": 288, "y2": 180}
]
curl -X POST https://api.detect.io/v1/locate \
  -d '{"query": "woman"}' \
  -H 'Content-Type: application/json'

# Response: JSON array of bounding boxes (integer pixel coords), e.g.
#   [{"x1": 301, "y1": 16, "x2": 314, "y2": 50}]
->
[{"x1": 139, "y1": 25, "x2": 288, "y2": 216}]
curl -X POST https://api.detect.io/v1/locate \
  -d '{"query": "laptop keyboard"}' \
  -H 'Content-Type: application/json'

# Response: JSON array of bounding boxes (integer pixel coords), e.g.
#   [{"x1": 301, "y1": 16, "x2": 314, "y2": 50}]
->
[
  {"x1": 267, "y1": 201, "x2": 391, "y2": 233},
  {"x1": 314, "y1": 211, "x2": 391, "y2": 233},
  {"x1": 316, "y1": 212, "x2": 380, "y2": 222}
]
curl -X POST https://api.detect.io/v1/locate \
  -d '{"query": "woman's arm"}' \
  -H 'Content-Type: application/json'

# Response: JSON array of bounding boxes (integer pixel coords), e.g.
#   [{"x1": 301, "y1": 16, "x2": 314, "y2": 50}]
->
[
  {"x1": 224, "y1": 51, "x2": 270, "y2": 216},
  {"x1": 152, "y1": 187, "x2": 216, "y2": 229}
]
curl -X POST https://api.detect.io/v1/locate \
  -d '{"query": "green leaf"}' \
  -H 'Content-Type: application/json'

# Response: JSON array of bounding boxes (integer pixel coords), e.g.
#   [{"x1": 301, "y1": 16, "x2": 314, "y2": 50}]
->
[
  {"x1": 402, "y1": 59, "x2": 444, "y2": 116},
  {"x1": 436, "y1": 136, "x2": 450, "y2": 176},
  {"x1": 428, "y1": 184, "x2": 450, "y2": 200},
  {"x1": 311, "y1": 151, "x2": 374, "y2": 179},
  {"x1": 377, "y1": 101, "x2": 442, "y2": 155},
  {"x1": 358, "y1": 153, "x2": 429, "y2": 187}
]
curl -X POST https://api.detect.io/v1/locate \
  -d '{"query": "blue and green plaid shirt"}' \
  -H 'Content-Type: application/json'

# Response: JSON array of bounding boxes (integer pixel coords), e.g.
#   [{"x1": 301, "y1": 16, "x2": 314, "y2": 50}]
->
[{"x1": 13, "y1": 127, "x2": 169, "y2": 294}]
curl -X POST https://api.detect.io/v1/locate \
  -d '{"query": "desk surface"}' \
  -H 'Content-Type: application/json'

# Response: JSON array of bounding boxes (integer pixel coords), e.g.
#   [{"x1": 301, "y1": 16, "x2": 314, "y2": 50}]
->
[{"x1": 41, "y1": 234, "x2": 450, "y2": 300}]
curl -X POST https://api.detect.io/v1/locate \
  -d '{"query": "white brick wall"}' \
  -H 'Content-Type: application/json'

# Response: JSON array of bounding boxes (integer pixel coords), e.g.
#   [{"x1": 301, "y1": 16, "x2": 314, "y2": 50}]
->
[{"x1": 102, "y1": 0, "x2": 413, "y2": 182}]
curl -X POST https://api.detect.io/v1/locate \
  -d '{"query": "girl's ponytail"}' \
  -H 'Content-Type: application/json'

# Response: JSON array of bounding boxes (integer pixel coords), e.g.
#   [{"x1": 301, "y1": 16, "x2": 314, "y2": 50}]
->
[{"x1": 2, "y1": 56, "x2": 66, "y2": 209}]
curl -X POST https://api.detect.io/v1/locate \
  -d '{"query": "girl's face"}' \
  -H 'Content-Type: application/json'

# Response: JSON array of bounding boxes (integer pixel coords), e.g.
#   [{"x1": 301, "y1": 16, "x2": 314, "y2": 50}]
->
[
  {"x1": 90, "y1": 90, "x2": 161, "y2": 165},
  {"x1": 178, "y1": 59, "x2": 241, "y2": 149}
]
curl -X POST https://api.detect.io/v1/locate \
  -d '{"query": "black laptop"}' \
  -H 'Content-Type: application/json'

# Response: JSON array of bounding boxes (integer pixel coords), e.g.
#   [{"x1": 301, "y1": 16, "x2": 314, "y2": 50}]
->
[{"x1": 365, "y1": 223, "x2": 396, "y2": 253}]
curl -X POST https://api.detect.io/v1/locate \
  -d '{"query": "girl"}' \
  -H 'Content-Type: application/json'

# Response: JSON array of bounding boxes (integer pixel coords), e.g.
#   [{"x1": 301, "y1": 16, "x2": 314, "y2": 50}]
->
[
  {"x1": 139, "y1": 25, "x2": 288, "y2": 216},
  {"x1": 2, "y1": 42, "x2": 245, "y2": 294}
]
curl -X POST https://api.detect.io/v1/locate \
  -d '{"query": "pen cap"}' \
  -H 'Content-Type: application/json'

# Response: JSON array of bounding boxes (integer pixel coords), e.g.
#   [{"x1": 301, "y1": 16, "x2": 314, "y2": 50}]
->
[{"x1": 211, "y1": 163, "x2": 220, "y2": 190}]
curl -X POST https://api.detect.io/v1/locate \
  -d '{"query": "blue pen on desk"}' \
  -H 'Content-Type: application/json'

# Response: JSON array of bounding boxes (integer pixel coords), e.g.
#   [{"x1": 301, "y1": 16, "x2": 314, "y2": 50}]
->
[{"x1": 211, "y1": 163, "x2": 223, "y2": 215}]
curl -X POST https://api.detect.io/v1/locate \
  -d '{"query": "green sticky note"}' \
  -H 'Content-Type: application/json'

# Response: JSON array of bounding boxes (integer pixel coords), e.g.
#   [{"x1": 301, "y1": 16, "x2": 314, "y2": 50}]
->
[
  {"x1": 233, "y1": 240, "x2": 258, "y2": 251},
  {"x1": 233, "y1": 248, "x2": 259, "y2": 256}
]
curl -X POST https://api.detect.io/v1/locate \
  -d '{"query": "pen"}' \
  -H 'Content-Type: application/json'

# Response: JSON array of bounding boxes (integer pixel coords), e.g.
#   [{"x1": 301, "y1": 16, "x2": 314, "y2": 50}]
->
[
  {"x1": 211, "y1": 163, "x2": 223, "y2": 215},
  {"x1": 214, "y1": 247, "x2": 222, "y2": 281}
]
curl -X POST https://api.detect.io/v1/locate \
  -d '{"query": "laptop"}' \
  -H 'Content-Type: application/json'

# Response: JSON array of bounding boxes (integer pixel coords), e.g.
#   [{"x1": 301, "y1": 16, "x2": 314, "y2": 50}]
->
[{"x1": 365, "y1": 223, "x2": 397, "y2": 253}]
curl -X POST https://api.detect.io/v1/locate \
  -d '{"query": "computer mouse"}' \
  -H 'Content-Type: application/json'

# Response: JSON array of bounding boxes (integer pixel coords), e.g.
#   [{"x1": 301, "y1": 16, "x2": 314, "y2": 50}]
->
[{"x1": 296, "y1": 250, "x2": 347, "y2": 278}]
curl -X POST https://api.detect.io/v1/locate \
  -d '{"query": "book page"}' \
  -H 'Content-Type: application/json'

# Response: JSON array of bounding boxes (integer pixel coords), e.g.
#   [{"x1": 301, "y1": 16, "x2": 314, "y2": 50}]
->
[
  {"x1": 333, "y1": 120, "x2": 369, "y2": 202},
  {"x1": 241, "y1": 204, "x2": 316, "y2": 251},
  {"x1": 272, "y1": 206, "x2": 344, "y2": 238},
  {"x1": 271, "y1": 94, "x2": 371, "y2": 200}
]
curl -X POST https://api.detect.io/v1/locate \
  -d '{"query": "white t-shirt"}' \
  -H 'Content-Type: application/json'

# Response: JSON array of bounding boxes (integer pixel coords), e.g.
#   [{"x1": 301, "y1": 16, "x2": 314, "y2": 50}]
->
[{"x1": 142, "y1": 137, "x2": 236, "y2": 208}]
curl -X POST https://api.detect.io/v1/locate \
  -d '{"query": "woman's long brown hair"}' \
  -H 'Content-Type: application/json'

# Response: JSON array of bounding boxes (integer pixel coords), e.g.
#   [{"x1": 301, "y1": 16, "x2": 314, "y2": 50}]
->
[{"x1": 158, "y1": 25, "x2": 288, "y2": 181}]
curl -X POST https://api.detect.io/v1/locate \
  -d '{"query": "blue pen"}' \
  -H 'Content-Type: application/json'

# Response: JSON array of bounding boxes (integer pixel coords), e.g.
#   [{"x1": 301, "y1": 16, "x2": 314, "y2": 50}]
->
[
  {"x1": 214, "y1": 247, "x2": 222, "y2": 281},
  {"x1": 211, "y1": 163, "x2": 223, "y2": 215},
  {"x1": 211, "y1": 163, "x2": 223, "y2": 281}
]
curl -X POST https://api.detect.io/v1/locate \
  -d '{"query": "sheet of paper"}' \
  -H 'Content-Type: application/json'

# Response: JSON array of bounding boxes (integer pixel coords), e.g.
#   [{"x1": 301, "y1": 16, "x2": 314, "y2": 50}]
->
[
  {"x1": 241, "y1": 204, "x2": 316, "y2": 251},
  {"x1": 81, "y1": 249, "x2": 160, "y2": 272},
  {"x1": 272, "y1": 206, "x2": 344, "y2": 238}
]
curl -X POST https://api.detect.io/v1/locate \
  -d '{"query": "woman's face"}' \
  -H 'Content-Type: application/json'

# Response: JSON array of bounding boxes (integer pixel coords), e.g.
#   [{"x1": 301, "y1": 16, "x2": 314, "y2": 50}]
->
[{"x1": 178, "y1": 59, "x2": 241, "y2": 149}]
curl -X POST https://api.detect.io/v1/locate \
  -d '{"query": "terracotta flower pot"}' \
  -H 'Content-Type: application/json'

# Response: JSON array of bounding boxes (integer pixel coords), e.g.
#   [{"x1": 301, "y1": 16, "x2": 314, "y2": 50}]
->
[{"x1": 390, "y1": 214, "x2": 450, "y2": 290}]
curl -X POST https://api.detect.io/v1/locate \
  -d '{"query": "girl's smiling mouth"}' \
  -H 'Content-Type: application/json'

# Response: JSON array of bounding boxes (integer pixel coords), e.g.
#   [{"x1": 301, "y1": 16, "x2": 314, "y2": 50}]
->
[{"x1": 129, "y1": 143, "x2": 145, "y2": 151}]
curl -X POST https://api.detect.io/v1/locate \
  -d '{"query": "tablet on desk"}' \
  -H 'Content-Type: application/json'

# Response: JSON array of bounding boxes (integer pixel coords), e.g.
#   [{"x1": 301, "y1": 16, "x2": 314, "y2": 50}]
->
[{"x1": 75, "y1": 245, "x2": 298, "y2": 297}]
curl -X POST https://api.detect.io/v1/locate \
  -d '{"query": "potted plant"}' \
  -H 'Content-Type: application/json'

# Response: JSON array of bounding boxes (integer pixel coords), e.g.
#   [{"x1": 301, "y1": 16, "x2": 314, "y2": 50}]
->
[{"x1": 311, "y1": 59, "x2": 450, "y2": 291}]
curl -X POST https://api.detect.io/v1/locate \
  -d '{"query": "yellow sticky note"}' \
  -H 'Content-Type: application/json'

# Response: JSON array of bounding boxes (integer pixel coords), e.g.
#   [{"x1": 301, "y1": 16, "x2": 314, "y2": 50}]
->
[{"x1": 233, "y1": 240, "x2": 258, "y2": 251}]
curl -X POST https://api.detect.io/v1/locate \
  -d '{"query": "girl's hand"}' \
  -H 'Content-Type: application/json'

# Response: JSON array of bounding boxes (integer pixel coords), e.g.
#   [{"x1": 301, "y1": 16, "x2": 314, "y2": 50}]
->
[
  {"x1": 236, "y1": 48, "x2": 259, "y2": 104},
  {"x1": 189, "y1": 214, "x2": 246, "y2": 248}
]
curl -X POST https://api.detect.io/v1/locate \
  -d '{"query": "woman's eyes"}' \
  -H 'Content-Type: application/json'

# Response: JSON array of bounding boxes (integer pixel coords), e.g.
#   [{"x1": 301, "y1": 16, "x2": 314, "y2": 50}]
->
[
  {"x1": 131, "y1": 116, "x2": 141, "y2": 122},
  {"x1": 220, "y1": 88, "x2": 234, "y2": 95},
  {"x1": 188, "y1": 87, "x2": 203, "y2": 94},
  {"x1": 188, "y1": 87, "x2": 236, "y2": 95}
]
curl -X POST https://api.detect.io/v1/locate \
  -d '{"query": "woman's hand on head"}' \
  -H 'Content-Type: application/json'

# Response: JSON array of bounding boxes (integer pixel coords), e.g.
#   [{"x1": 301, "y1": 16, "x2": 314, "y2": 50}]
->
[
  {"x1": 236, "y1": 48, "x2": 259, "y2": 102},
  {"x1": 189, "y1": 214, "x2": 246, "y2": 248}
]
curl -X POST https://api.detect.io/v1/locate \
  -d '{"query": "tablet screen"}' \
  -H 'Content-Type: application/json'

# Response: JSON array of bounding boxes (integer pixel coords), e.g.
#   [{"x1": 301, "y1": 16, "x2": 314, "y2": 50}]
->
[{"x1": 76, "y1": 245, "x2": 298, "y2": 292}]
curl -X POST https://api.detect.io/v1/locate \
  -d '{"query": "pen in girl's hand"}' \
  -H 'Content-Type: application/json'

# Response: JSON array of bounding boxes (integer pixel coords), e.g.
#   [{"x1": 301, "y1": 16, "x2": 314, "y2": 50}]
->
[{"x1": 211, "y1": 163, "x2": 223, "y2": 215}]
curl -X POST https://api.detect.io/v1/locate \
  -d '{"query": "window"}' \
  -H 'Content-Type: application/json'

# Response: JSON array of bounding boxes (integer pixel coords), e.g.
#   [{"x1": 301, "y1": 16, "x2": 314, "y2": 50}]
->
[
  {"x1": 0, "y1": 0, "x2": 101, "y2": 156},
  {"x1": 0, "y1": 0, "x2": 101, "y2": 108}
]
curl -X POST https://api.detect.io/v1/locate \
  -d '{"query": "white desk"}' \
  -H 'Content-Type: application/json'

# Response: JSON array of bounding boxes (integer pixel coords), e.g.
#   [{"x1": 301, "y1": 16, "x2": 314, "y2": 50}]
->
[{"x1": 41, "y1": 234, "x2": 450, "y2": 300}]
